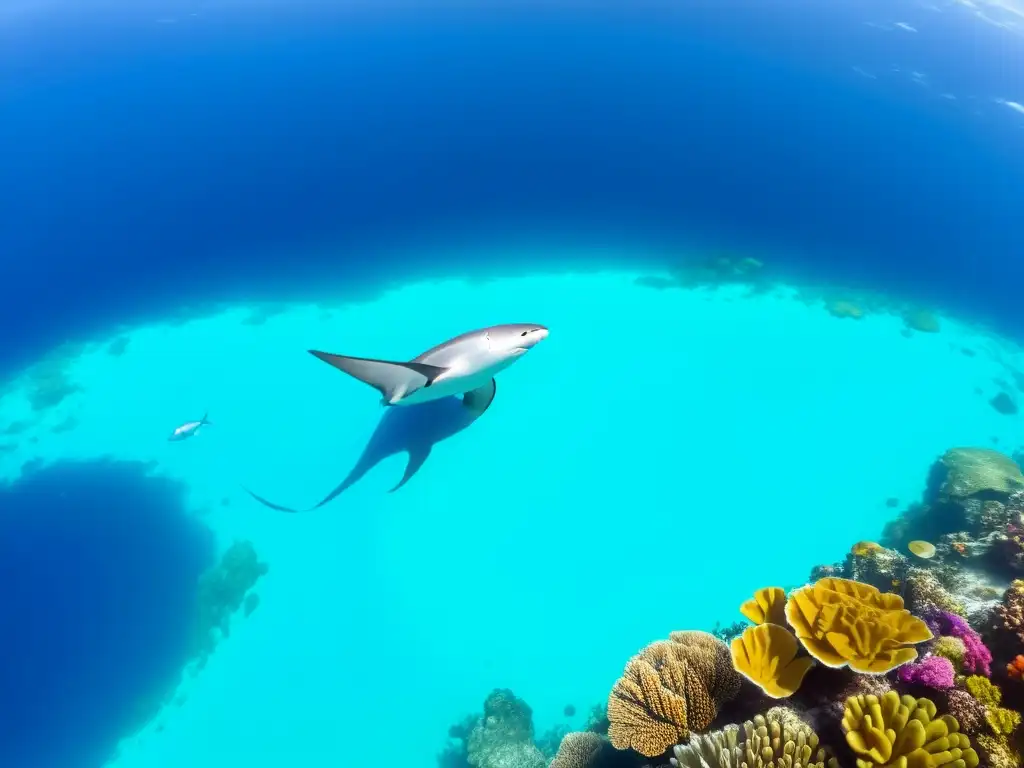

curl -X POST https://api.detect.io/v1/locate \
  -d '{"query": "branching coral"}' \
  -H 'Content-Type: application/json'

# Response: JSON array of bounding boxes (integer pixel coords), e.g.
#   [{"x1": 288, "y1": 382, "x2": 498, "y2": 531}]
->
[
  {"x1": 924, "y1": 612, "x2": 991, "y2": 677},
  {"x1": 607, "y1": 631, "x2": 741, "y2": 757},
  {"x1": 785, "y1": 577, "x2": 932, "y2": 674},
  {"x1": 740, "y1": 587, "x2": 788, "y2": 626},
  {"x1": 840, "y1": 691, "x2": 979, "y2": 768},
  {"x1": 670, "y1": 707, "x2": 837, "y2": 768},
  {"x1": 974, "y1": 734, "x2": 1020, "y2": 768},
  {"x1": 944, "y1": 690, "x2": 985, "y2": 736},
  {"x1": 730, "y1": 623, "x2": 813, "y2": 698},
  {"x1": 895, "y1": 656, "x2": 955, "y2": 689},
  {"x1": 964, "y1": 675, "x2": 1001, "y2": 708}
]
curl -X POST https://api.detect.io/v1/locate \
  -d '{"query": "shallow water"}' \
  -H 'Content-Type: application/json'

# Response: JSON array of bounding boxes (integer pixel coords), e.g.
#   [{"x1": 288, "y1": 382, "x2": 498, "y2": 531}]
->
[
  {"x1": 3, "y1": 261, "x2": 1024, "y2": 766},
  {"x1": 4, "y1": 3, "x2": 1024, "y2": 768}
]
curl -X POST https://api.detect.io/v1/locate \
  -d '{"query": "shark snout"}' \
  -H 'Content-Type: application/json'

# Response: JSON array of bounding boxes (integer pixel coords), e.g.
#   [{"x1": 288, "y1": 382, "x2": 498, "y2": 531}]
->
[{"x1": 516, "y1": 325, "x2": 549, "y2": 350}]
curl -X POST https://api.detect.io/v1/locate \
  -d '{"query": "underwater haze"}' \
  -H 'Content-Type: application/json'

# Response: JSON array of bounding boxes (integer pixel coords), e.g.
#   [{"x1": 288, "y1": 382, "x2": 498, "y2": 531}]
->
[{"x1": 3, "y1": 1, "x2": 1024, "y2": 767}]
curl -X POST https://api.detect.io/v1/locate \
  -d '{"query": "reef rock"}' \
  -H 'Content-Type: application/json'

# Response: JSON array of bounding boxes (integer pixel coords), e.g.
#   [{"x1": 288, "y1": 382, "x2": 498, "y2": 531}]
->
[{"x1": 467, "y1": 689, "x2": 546, "y2": 768}]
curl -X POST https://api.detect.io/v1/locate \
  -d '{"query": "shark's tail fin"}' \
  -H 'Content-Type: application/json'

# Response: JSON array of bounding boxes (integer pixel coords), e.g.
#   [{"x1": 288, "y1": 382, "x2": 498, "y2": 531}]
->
[{"x1": 201, "y1": 412, "x2": 212, "y2": 426}]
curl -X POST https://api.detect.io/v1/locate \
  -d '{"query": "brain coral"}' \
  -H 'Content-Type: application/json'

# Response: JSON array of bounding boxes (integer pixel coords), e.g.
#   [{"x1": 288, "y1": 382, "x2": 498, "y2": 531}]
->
[
  {"x1": 730, "y1": 623, "x2": 813, "y2": 698},
  {"x1": 937, "y1": 448, "x2": 1024, "y2": 500},
  {"x1": 785, "y1": 577, "x2": 932, "y2": 674},
  {"x1": 841, "y1": 691, "x2": 979, "y2": 768},
  {"x1": 608, "y1": 631, "x2": 741, "y2": 757},
  {"x1": 670, "y1": 707, "x2": 837, "y2": 768},
  {"x1": 549, "y1": 732, "x2": 606, "y2": 768}
]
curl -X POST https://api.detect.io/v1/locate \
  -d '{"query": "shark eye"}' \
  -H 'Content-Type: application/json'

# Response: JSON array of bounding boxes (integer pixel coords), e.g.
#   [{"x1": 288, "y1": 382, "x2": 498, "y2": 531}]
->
[{"x1": 520, "y1": 331, "x2": 528, "y2": 336}]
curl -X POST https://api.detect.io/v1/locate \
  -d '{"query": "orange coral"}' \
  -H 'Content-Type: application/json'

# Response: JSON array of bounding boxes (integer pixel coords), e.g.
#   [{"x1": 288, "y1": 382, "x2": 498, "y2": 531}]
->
[
  {"x1": 607, "y1": 631, "x2": 741, "y2": 757},
  {"x1": 1006, "y1": 655, "x2": 1024, "y2": 681},
  {"x1": 785, "y1": 577, "x2": 932, "y2": 674}
]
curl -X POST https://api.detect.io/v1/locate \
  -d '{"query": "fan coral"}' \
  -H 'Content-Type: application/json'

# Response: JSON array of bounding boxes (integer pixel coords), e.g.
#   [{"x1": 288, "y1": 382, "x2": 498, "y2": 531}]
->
[
  {"x1": 932, "y1": 636, "x2": 967, "y2": 670},
  {"x1": 730, "y1": 623, "x2": 814, "y2": 698},
  {"x1": 925, "y1": 612, "x2": 992, "y2": 677},
  {"x1": 895, "y1": 655, "x2": 955, "y2": 689},
  {"x1": 549, "y1": 732, "x2": 605, "y2": 768},
  {"x1": 841, "y1": 691, "x2": 979, "y2": 768},
  {"x1": 607, "y1": 631, "x2": 741, "y2": 757},
  {"x1": 670, "y1": 707, "x2": 837, "y2": 768},
  {"x1": 740, "y1": 587, "x2": 788, "y2": 626},
  {"x1": 785, "y1": 577, "x2": 932, "y2": 674}
]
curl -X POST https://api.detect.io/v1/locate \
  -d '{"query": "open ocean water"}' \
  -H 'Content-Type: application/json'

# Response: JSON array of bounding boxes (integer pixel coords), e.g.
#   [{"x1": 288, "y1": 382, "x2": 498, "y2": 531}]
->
[{"x1": 2, "y1": 2, "x2": 1024, "y2": 768}]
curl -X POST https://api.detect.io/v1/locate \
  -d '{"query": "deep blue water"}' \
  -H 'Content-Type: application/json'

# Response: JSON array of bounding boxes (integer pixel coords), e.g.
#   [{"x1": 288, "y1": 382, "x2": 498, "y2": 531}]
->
[
  {"x1": 1, "y1": 1, "x2": 1023, "y2": 377},
  {"x1": 0, "y1": 460, "x2": 214, "y2": 768}
]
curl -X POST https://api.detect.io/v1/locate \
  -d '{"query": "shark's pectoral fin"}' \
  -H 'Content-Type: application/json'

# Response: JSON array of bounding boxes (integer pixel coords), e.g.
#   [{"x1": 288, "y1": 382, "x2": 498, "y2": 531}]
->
[
  {"x1": 243, "y1": 486, "x2": 311, "y2": 514},
  {"x1": 309, "y1": 350, "x2": 447, "y2": 403},
  {"x1": 390, "y1": 446, "x2": 433, "y2": 492},
  {"x1": 462, "y1": 378, "x2": 497, "y2": 417}
]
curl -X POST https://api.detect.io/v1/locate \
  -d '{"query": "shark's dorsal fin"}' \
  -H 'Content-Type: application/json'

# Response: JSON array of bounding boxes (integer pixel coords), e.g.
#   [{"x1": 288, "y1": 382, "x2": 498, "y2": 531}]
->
[
  {"x1": 309, "y1": 350, "x2": 447, "y2": 403},
  {"x1": 462, "y1": 378, "x2": 496, "y2": 417}
]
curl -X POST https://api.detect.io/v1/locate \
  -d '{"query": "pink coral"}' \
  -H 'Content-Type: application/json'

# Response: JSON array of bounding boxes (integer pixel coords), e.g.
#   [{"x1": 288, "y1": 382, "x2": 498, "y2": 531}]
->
[
  {"x1": 926, "y1": 610, "x2": 993, "y2": 677},
  {"x1": 896, "y1": 655, "x2": 955, "y2": 689}
]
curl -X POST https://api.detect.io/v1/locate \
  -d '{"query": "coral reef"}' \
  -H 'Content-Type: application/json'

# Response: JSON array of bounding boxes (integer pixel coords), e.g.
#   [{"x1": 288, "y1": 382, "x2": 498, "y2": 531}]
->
[
  {"x1": 190, "y1": 540, "x2": 268, "y2": 668},
  {"x1": 926, "y1": 612, "x2": 992, "y2": 677},
  {"x1": 785, "y1": 577, "x2": 932, "y2": 674},
  {"x1": 441, "y1": 444, "x2": 1024, "y2": 768},
  {"x1": 937, "y1": 448, "x2": 1024, "y2": 501},
  {"x1": 841, "y1": 691, "x2": 979, "y2": 767},
  {"x1": 670, "y1": 707, "x2": 837, "y2": 768},
  {"x1": 466, "y1": 689, "x2": 546, "y2": 768},
  {"x1": 607, "y1": 631, "x2": 741, "y2": 757}
]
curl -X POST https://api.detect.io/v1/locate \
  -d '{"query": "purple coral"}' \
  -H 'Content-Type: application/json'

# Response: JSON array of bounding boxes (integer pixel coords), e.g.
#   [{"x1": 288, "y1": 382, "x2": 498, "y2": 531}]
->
[
  {"x1": 925, "y1": 610, "x2": 992, "y2": 677},
  {"x1": 896, "y1": 655, "x2": 955, "y2": 689}
]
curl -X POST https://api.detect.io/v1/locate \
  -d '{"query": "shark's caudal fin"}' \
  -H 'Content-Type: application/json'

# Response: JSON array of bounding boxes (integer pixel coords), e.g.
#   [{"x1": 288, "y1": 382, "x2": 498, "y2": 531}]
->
[
  {"x1": 201, "y1": 412, "x2": 212, "y2": 426},
  {"x1": 462, "y1": 378, "x2": 497, "y2": 417},
  {"x1": 309, "y1": 350, "x2": 446, "y2": 403}
]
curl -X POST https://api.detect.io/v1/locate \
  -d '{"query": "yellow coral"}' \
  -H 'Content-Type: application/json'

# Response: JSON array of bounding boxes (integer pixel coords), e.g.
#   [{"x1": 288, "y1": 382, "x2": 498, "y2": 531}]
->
[
  {"x1": 730, "y1": 623, "x2": 813, "y2": 698},
  {"x1": 741, "y1": 587, "x2": 788, "y2": 625},
  {"x1": 984, "y1": 706, "x2": 1020, "y2": 736},
  {"x1": 964, "y1": 675, "x2": 1001, "y2": 707},
  {"x1": 607, "y1": 632, "x2": 740, "y2": 757},
  {"x1": 785, "y1": 577, "x2": 932, "y2": 674},
  {"x1": 976, "y1": 734, "x2": 1021, "y2": 768},
  {"x1": 842, "y1": 691, "x2": 979, "y2": 768}
]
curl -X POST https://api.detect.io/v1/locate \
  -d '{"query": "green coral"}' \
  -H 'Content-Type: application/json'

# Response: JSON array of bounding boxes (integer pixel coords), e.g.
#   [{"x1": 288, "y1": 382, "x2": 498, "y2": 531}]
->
[
  {"x1": 984, "y1": 707, "x2": 1020, "y2": 737},
  {"x1": 932, "y1": 636, "x2": 967, "y2": 669},
  {"x1": 965, "y1": 675, "x2": 1001, "y2": 708},
  {"x1": 975, "y1": 734, "x2": 1021, "y2": 768},
  {"x1": 938, "y1": 448, "x2": 1024, "y2": 500}
]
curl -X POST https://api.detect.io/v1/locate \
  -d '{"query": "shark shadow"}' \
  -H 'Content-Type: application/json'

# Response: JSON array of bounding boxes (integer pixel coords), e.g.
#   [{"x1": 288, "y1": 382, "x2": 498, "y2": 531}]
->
[{"x1": 245, "y1": 390, "x2": 490, "y2": 513}]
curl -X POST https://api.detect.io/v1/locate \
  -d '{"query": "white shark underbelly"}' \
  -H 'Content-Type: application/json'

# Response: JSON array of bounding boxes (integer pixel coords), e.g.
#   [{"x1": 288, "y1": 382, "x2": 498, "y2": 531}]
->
[{"x1": 395, "y1": 367, "x2": 496, "y2": 406}]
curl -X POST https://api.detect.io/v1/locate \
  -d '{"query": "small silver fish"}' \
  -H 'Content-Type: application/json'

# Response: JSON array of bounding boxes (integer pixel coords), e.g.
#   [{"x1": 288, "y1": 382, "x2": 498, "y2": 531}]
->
[{"x1": 168, "y1": 412, "x2": 211, "y2": 441}]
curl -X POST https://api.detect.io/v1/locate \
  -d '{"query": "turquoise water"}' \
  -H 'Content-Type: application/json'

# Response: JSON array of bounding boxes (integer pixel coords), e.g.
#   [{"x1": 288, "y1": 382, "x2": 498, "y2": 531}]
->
[{"x1": 3, "y1": 250, "x2": 1022, "y2": 766}]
